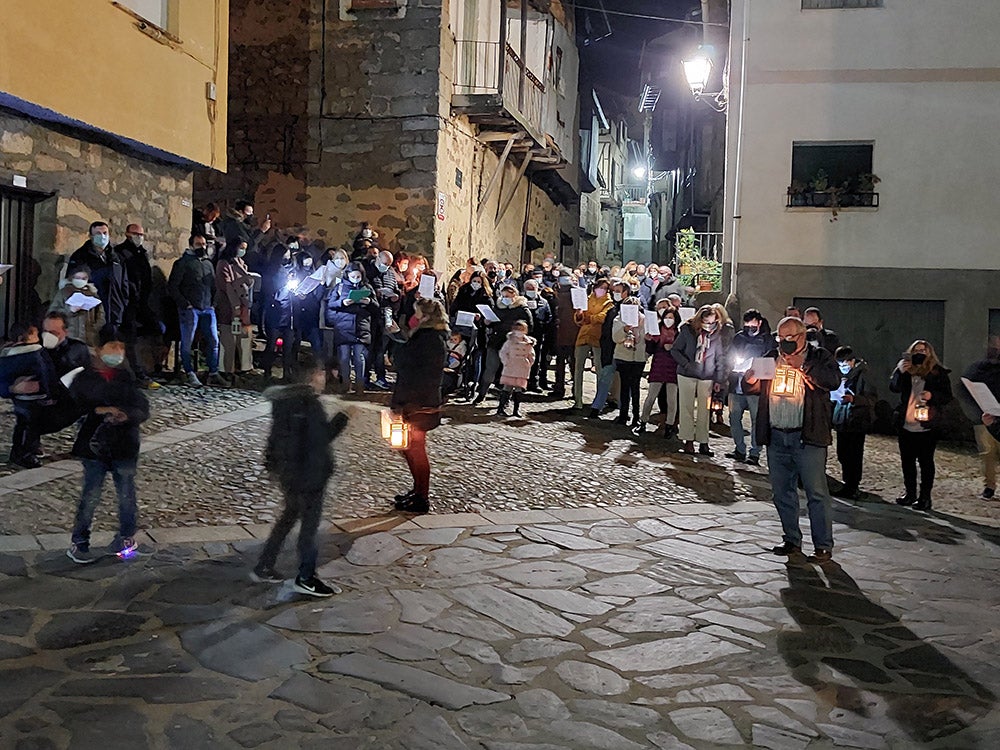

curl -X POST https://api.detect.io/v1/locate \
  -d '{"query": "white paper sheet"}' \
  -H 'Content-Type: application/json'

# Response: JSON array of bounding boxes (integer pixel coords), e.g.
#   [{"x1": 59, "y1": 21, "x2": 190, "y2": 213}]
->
[
  {"x1": 570, "y1": 287, "x2": 588, "y2": 311},
  {"x1": 678, "y1": 307, "x2": 696, "y2": 322},
  {"x1": 294, "y1": 276, "x2": 322, "y2": 296},
  {"x1": 0, "y1": 264, "x2": 12, "y2": 275},
  {"x1": 620, "y1": 304, "x2": 640, "y2": 327},
  {"x1": 476, "y1": 304, "x2": 500, "y2": 323},
  {"x1": 455, "y1": 311, "x2": 476, "y2": 328},
  {"x1": 60, "y1": 366, "x2": 84, "y2": 388},
  {"x1": 962, "y1": 378, "x2": 1000, "y2": 416},
  {"x1": 732, "y1": 356, "x2": 752, "y2": 374},
  {"x1": 750, "y1": 357, "x2": 777, "y2": 380},
  {"x1": 644, "y1": 314, "x2": 661, "y2": 336},
  {"x1": 418, "y1": 274, "x2": 437, "y2": 298},
  {"x1": 64, "y1": 293, "x2": 102, "y2": 310}
]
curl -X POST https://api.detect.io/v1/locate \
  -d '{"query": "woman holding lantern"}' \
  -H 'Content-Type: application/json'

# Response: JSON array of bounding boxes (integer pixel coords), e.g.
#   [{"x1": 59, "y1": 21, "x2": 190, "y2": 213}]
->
[
  {"x1": 386, "y1": 297, "x2": 448, "y2": 514},
  {"x1": 889, "y1": 340, "x2": 953, "y2": 510}
]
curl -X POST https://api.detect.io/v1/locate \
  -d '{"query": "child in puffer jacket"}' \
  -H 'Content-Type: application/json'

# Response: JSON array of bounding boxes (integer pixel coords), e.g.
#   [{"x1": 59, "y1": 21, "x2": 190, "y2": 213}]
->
[{"x1": 498, "y1": 320, "x2": 536, "y2": 417}]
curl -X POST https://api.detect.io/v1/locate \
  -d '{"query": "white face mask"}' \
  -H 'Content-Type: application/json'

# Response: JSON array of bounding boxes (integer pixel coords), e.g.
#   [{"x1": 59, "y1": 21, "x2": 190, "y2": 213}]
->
[
  {"x1": 41, "y1": 332, "x2": 59, "y2": 349},
  {"x1": 302, "y1": 258, "x2": 313, "y2": 268},
  {"x1": 333, "y1": 258, "x2": 347, "y2": 269},
  {"x1": 499, "y1": 297, "x2": 513, "y2": 306},
  {"x1": 348, "y1": 274, "x2": 362, "y2": 284},
  {"x1": 128, "y1": 235, "x2": 143, "y2": 247},
  {"x1": 470, "y1": 281, "x2": 482, "y2": 291},
  {"x1": 612, "y1": 292, "x2": 623, "y2": 302},
  {"x1": 71, "y1": 277, "x2": 88, "y2": 289},
  {"x1": 525, "y1": 290, "x2": 537, "y2": 298}
]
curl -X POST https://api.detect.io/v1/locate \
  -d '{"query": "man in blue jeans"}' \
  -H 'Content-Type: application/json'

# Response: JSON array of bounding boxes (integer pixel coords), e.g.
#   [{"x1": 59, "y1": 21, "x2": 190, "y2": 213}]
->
[
  {"x1": 167, "y1": 233, "x2": 224, "y2": 387},
  {"x1": 66, "y1": 334, "x2": 150, "y2": 563},
  {"x1": 726, "y1": 309, "x2": 772, "y2": 465},
  {"x1": 746, "y1": 316, "x2": 841, "y2": 564}
]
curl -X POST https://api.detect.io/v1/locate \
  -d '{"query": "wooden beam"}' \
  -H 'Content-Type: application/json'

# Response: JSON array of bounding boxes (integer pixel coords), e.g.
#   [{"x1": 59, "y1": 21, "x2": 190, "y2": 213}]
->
[
  {"x1": 495, "y1": 153, "x2": 533, "y2": 228},
  {"x1": 477, "y1": 135, "x2": 516, "y2": 219},
  {"x1": 478, "y1": 131, "x2": 526, "y2": 142}
]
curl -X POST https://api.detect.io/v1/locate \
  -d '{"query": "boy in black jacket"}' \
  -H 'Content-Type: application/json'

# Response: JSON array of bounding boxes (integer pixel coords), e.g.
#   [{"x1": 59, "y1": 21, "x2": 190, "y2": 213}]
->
[
  {"x1": 253, "y1": 364, "x2": 352, "y2": 597},
  {"x1": 66, "y1": 333, "x2": 150, "y2": 563}
]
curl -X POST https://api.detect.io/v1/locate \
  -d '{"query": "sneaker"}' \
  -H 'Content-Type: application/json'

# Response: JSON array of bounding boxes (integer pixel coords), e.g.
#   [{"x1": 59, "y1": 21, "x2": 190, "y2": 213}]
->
[
  {"x1": 293, "y1": 576, "x2": 341, "y2": 597},
  {"x1": 186, "y1": 371, "x2": 203, "y2": 387},
  {"x1": 110, "y1": 537, "x2": 139, "y2": 559},
  {"x1": 250, "y1": 566, "x2": 284, "y2": 584},
  {"x1": 982, "y1": 487, "x2": 996, "y2": 500},
  {"x1": 138, "y1": 378, "x2": 161, "y2": 390},
  {"x1": 207, "y1": 372, "x2": 228, "y2": 387},
  {"x1": 67, "y1": 545, "x2": 96, "y2": 564},
  {"x1": 10, "y1": 454, "x2": 42, "y2": 470},
  {"x1": 745, "y1": 455, "x2": 760, "y2": 466},
  {"x1": 373, "y1": 379, "x2": 391, "y2": 391},
  {"x1": 724, "y1": 451, "x2": 746, "y2": 462},
  {"x1": 895, "y1": 494, "x2": 917, "y2": 506}
]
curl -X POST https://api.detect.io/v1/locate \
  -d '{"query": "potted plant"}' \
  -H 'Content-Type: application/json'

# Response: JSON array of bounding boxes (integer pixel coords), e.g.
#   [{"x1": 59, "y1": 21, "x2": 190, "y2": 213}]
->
[
  {"x1": 786, "y1": 180, "x2": 808, "y2": 207},
  {"x1": 855, "y1": 173, "x2": 881, "y2": 207},
  {"x1": 809, "y1": 170, "x2": 830, "y2": 207},
  {"x1": 675, "y1": 229, "x2": 722, "y2": 291}
]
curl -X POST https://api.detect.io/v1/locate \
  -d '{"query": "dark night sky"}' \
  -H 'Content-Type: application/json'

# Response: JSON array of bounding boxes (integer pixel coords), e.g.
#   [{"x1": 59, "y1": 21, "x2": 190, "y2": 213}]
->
[{"x1": 576, "y1": 0, "x2": 700, "y2": 99}]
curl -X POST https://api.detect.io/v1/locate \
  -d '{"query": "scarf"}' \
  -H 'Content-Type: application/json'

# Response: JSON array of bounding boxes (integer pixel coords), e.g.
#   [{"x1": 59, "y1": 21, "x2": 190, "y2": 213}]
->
[{"x1": 695, "y1": 330, "x2": 711, "y2": 364}]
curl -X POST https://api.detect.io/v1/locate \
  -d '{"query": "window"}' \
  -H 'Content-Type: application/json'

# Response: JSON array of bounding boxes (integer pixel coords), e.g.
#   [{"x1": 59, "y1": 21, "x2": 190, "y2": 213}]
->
[
  {"x1": 788, "y1": 141, "x2": 878, "y2": 208},
  {"x1": 117, "y1": 0, "x2": 169, "y2": 29},
  {"x1": 802, "y1": 0, "x2": 883, "y2": 8},
  {"x1": 351, "y1": 0, "x2": 402, "y2": 9}
]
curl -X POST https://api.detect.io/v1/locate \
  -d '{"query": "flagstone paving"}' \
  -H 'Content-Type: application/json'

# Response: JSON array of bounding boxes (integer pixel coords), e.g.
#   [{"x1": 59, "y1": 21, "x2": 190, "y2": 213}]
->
[{"x1": 1, "y1": 501, "x2": 1000, "y2": 749}]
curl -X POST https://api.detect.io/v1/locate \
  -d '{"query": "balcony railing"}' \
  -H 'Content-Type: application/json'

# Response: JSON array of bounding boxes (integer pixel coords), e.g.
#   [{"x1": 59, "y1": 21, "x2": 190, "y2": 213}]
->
[
  {"x1": 453, "y1": 39, "x2": 545, "y2": 136},
  {"x1": 618, "y1": 185, "x2": 650, "y2": 205},
  {"x1": 672, "y1": 231, "x2": 724, "y2": 265},
  {"x1": 786, "y1": 191, "x2": 880, "y2": 209}
]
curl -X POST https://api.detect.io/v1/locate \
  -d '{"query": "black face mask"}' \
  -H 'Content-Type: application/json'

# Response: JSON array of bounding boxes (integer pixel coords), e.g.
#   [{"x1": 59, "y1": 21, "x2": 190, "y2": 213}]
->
[
  {"x1": 910, "y1": 353, "x2": 927, "y2": 366},
  {"x1": 779, "y1": 339, "x2": 799, "y2": 355},
  {"x1": 193, "y1": 246, "x2": 207, "y2": 258},
  {"x1": 745, "y1": 325, "x2": 760, "y2": 336}
]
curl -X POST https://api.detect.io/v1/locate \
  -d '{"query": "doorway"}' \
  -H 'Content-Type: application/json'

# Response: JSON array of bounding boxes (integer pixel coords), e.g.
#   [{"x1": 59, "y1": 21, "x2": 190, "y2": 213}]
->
[{"x1": 0, "y1": 187, "x2": 48, "y2": 338}]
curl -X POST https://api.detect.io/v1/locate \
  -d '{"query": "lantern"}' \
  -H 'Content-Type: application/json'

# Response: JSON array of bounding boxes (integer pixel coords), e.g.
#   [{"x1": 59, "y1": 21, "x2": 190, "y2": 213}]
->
[
  {"x1": 380, "y1": 409, "x2": 409, "y2": 449},
  {"x1": 772, "y1": 365, "x2": 802, "y2": 397},
  {"x1": 914, "y1": 403, "x2": 930, "y2": 422},
  {"x1": 711, "y1": 395, "x2": 725, "y2": 412}
]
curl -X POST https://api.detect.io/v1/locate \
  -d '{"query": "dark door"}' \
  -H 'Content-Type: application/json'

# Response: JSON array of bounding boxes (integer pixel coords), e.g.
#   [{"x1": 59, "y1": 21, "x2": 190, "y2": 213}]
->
[{"x1": 0, "y1": 187, "x2": 47, "y2": 338}]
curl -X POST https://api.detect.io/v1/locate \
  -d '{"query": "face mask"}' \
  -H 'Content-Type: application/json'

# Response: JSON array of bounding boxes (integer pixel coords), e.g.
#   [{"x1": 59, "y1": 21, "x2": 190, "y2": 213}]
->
[
  {"x1": 71, "y1": 277, "x2": 88, "y2": 289},
  {"x1": 637, "y1": 274, "x2": 646, "y2": 281},
  {"x1": 41, "y1": 332, "x2": 59, "y2": 349},
  {"x1": 348, "y1": 274, "x2": 362, "y2": 284},
  {"x1": 910, "y1": 353, "x2": 927, "y2": 366},
  {"x1": 470, "y1": 281, "x2": 482, "y2": 291},
  {"x1": 499, "y1": 297, "x2": 513, "y2": 306},
  {"x1": 244, "y1": 208, "x2": 254, "y2": 218},
  {"x1": 664, "y1": 317, "x2": 677, "y2": 328},
  {"x1": 558, "y1": 277, "x2": 571, "y2": 286},
  {"x1": 745, "y1": 325, "x2": 759, "y2": 336},
  {"x1": 612, "y1": 292, "x2": 623, "y2": 302},
  {"x1": 101, "y1": 353, "x2": 125, "y2": 367},
  {"x1": 333, "y1": 258, "x2": 347, "y2": 269},
  {"x1": 237, "y1": 247, "x2": 247, "y2": 258},
  {"x1": 92, "y1": 233, "x2": 110, "y2": 249},
  {"x1": 588, "y1": 267, "x2": 597, "y2": 274},
  {"x1": 594, "y1": 288, "x2": 607, "y2": 298},
  {"x1": 525, "y1": 290, "x2": 537, "y2": 299},
  {"x1": 288, "y1": 241, "x2": 299, "y2": 250},
  {"x1": 303, "y1": 258, "x2": 313, "y2": 268},
  {"x1": 376, "y1": 262, "x2": 390, "y2": 273},
  {"x1": 779, "y1": 339, "x2": 799, "y2": 355},
  {"x1": 839, "y1": 362, "x2": 852, "y2": 375},
  {"x1": 703, "y1": 322, "x2": 717, "y2": 332},
  {"x1": 128, "y1": 235, "x2": 143, "y2": 248},
  {"x1": 194, "y1": 246, "x2": 207, "y2": 257}
]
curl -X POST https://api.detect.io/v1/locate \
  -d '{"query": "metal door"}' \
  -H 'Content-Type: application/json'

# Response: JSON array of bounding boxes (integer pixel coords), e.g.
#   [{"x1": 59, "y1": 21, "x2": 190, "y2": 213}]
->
[{"x1": 0, "y1": 187, "x2": 43, "y2": 338}]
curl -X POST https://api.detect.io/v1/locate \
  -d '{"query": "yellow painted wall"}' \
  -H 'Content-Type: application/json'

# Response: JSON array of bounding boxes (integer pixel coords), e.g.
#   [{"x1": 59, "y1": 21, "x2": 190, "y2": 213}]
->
[{"x1": 0, "y1": 0, "x2": 227, "y2": 169}]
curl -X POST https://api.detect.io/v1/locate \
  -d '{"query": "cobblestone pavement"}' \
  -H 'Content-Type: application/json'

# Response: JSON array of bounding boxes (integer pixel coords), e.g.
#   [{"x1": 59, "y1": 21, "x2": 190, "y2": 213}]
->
[
  {"x1": 0, "y1": 384, "x2": 996, "y2": 538},
  {"x1": 0, "y1": 502, "x2": 999, "y2": 749}
]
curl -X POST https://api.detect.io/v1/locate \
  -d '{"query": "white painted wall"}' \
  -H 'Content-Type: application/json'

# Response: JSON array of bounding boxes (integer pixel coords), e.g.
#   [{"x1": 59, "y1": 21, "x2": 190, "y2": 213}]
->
[{"x1": 725, "y1": 0, "x2": 1000, "y2": 271}]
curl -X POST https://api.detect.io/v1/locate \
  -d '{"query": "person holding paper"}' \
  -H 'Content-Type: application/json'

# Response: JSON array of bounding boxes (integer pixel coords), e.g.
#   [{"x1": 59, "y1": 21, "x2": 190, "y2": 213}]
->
[
  {"x1": 724, "y1": 309, "x2": 772, "y2": 465},
  {"x1": 958, "y1": 337, "x2": 1000, "y2": 500},
  {"x1": 291, "y1": 251, "x2": 325, "y2": 364},
  {"x1": 450, "y1": 271, "x2": 493, "y2": 393},
  {"x1": 889, "y1": 340, "x2": 953, "y2": 510},
  {"x1": 49, "y1": 266, "x2": 106, "y2": 348},
  {"x1": 324, "y1": 261, "x2": 375, "y2": 395},
  {"x1": 831, "y1": 346, "x2": 878, "y2": 501},
  {"x1": 472, "y1": 283, "x2": 532, "y2": 406},
  {"x1": 522, "y1": 277, "x2": 553, "y2": 392},
  {"x1": 260, "y1": 246, "x2": 300, "y2": 382},
  {"x1": 745, "y1": 317, "x2": 840, "y2": 563},
  {"x1": 66, "y1": 221, "x2": 129, "y2": 338},
  {"x1": 612, "y1": 297, "x2": 647, "y2": 430},
  {"x1": 214, "y1": 241, "x2": 255, "y2": 380},
  {"x1": 572, "y1": 278, "x2": 614, "y2": 410},
  {"x1": 552, "y1": 269, "x2": 580, "y2": 398},
  {"x1": 640, "y1": 306, "x2": 680, "y2": 436},
  {"x1": 670, "y1": 305, "x2": 728, "y2": 455},
  {"x1": 365, "y1": 250, "x2": 401, "y2": 390},
  {"x1": 586, "y1": 280, "x2": 625, "y2": 419}
]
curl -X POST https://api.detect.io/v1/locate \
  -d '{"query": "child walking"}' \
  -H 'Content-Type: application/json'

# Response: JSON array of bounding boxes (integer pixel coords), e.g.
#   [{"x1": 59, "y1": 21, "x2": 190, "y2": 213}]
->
[
  {"x1": 498, "y1": 320, "x2": 536, "y2": 417},
  {"x1": 253, "y1": 364, "x2": 352, "y2": 597}
]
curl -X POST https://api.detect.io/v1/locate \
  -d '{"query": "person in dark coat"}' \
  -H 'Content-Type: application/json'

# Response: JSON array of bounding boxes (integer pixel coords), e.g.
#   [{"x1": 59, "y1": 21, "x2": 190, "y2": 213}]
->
[
  {"x1": 522, "y1": 276, "x2": 553, "y2": 392},
  {"x1": 252, "y1": 364, "x2": 351, "y2": 597},
  {"x1": 831, "y1": 345, "x2": 878, "y2": 500},
  {"x1": 586, "y1": 279, "x2": 625, "y2": 419},
  {"x1": 66, "y1": 221, "x2": 130, "y2": 337},
  {"x1": 65, "y1": 333, "x2": 150, "y2": 564},
  {"x1": 115, "y1": 223, "x2": 159, "y2": 388},
  {"x1": 325, "y1": 261, "x2": 375, "y2": 394},
  {"x1": 167, "y1": 233, "x2": 223, "y2": 387},
  {"x1": 889, "y1": 339, "x2": 953, "y2": 510},
  {"x1": 291, "y1": 251, "x2": 324, "y2": 365},
  {"x1": 725, "y1": 309, "x2": 772, "y2": 465},
  {"x1": 221, "y1": 200, "x2": 271, "y2": 257},
  {"x1": 640, "y1": 306, "x2": 680, "y2": 437},
  {"x1": 551, "y1": 269, "x2": 579, "y2": 398},
  {"x1": 260, "y1": 246, "x2": 298, "y2": 382},
  {"x1": 387, "y1": 298, "x2": 448, "y2": 514},
  {"x1": 364, "y1": 249, "x2": 401, "y2": 390},
  {"x1": 0, "y1": 323, "x2": 59, "y2": 468},
  {"x1": 472, "y1": 282, "x2": 533, "y2": 405},
  {"x1": 803, "y1": 307, "x2": 841, "y2": 355},
  {"x1": 958, "y1": 336, "x2": 1000, "y2": 500},
  {"x1": 746, "y1": 316, "x2": 841, "y2": 563},
  {"x1": 671, "y1": 305, "x2": 728, "y2": 455}
]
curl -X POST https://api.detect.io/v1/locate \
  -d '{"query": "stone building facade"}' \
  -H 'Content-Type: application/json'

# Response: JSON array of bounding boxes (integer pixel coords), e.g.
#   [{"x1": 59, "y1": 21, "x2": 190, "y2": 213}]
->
[{"x1": 198, "y1": 0, "x2": 581, "y2": 275}]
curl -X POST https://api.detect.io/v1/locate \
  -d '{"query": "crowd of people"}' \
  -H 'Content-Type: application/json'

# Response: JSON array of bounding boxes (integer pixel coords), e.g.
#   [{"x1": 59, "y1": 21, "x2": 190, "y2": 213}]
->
[{"x1": 3, "y1": 201, "x2": 999, "y2": 582}]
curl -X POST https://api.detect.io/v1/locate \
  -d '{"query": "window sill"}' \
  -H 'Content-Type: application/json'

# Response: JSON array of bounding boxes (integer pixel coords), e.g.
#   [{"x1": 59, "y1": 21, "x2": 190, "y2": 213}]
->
[{"x1": 111, "y1": 2, "x2": 182, "y2": 45}]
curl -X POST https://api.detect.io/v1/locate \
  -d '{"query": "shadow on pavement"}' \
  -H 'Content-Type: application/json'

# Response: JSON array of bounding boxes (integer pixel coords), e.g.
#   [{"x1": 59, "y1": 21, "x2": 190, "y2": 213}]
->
[{"x1": 778, "y1": 560, "x2": 995, "y2": 745}]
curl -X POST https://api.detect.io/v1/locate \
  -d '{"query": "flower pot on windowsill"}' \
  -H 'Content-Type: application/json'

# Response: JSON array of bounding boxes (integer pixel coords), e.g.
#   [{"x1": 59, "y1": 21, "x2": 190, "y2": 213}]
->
[
  {"x1": 697, "y1": 280, "x2": 714, "y2": 291},
  {"x1": 809, "y1": 191, "x2": 830, "y2": 208}
]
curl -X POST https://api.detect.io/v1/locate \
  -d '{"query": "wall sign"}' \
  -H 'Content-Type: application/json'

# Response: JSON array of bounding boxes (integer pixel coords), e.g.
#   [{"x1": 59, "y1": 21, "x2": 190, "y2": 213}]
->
[{"x1": 437, "y1": 192, "x2": 446, "y2": 221}]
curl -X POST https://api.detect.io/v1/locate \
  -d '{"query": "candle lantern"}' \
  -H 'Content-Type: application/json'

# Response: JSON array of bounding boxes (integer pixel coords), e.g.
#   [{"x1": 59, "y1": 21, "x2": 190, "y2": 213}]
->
[
  {"x1": 772, "y1": 365, "x2": 802, "y2": 397},
  {"x1": 711, "y1": 395, "x2": 725, "y2": 412},
  {"x1": 914, "y1": 403, "x2": 930, "y2": 422},
  {"x1": 380, "y1": 409, "x2": 410, "y2": 449}
]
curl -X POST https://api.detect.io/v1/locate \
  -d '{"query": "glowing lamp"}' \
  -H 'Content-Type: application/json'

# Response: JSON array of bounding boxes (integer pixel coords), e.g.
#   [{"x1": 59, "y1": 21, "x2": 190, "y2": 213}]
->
[
  {"x1": 380, "y1": 409, "x2": 409, "y2": 450},
  {"x1": 914, "y1": 403, "x2": 930, "y2": 422},
  {"x1": 682, "y1": 51, "x2": 713, "y2": 96},
  {"x1": 711, "y1": 395, "x2": 725, "y2": 412},
  {"x1": 772, "y1": 365, "x2": 802, "y2": 397},
  {"x1": 286, "y1": 278, "x2": 300, "y2": 292}
]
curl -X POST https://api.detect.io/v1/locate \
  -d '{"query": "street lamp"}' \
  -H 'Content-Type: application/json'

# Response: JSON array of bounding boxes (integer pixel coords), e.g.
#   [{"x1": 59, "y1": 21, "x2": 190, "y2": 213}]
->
[
  {"x1": 682, "y1": 46, "x2": 727, "y2": 112},
  {"x1": 632, "y1": 165, "x2": 647, "y2": 180}
]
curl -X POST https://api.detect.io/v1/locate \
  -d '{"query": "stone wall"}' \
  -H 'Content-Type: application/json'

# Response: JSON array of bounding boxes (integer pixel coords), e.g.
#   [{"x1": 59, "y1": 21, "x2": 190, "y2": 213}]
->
[{"x1": 0, "y1": 109, "x2": 193, "y2": 307}]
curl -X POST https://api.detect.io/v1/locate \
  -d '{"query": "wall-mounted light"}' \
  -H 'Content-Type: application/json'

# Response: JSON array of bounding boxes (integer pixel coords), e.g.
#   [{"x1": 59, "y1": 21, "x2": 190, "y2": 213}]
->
[{"x1": 682, "y1": 45, "x2": 727, "y2": 112}]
